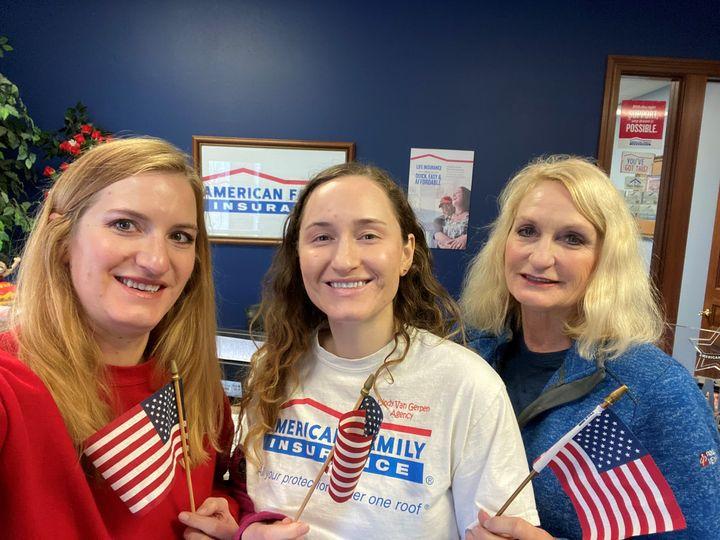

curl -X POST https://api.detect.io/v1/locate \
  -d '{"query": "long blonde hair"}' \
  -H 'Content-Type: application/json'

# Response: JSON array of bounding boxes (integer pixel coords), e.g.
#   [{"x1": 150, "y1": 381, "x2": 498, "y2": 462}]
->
[
  {"x1": 241, "y1": 163, "x2": 462, "y2": 463},
  {"x1": 11, "y1": 137, "x2": 225, "y2": 464},
  {"x1": 461, "y1": 155, "x2": 663, "y2": 359}
]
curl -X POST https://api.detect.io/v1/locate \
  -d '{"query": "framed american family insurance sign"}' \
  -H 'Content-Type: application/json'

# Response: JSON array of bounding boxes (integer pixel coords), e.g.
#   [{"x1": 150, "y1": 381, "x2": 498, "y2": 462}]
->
[{"x1": 193, "y1": 136, "x2": 355, "y2": 244}]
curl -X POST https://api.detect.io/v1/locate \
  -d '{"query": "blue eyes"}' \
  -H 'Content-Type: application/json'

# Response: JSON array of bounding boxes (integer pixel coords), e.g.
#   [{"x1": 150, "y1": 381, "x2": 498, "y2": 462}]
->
[
  {"x1": 564, "y1": 234, "x2": 585, "y2": 246},
  {"x1": 517, "y1": 226, "x2": 535, "y2": 238},
  {"x1": 109, "y1": 219, "x2": 195, "y2": 245},
  {"x1": 113, "y1": 219, "x2": 136, "y2": 232},
  {"x1": 515, "y1": 226, "x2": 586, "y2": 246}
]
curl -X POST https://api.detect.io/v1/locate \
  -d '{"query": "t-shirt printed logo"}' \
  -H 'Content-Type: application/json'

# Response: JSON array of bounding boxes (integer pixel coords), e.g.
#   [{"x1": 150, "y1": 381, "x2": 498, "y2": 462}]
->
[
  {"x1": 263, "y1": 397, "x2": 431, "y2": 484},
  {"x1": 379, "y1": 397, "x2": 432, "y2": 421},
  {"x1": 699, "y1": 449, "x2": 717, "y2": 468}
]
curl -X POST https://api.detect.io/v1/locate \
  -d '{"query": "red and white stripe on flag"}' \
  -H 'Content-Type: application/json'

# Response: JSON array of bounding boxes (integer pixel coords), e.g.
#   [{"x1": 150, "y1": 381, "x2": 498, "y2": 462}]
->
[
  {"x1": 549, "y1": 439, "x2": 686, "y2": 540},
  {"x1": 83, "y1": 382, "x2": 184, "y2": 515},
  {"x1": 328, "y1": 410, "x2": 373, "y2": 502}
]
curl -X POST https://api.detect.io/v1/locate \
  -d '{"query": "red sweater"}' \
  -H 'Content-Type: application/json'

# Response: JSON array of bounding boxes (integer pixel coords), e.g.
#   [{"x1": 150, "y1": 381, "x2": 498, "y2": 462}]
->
[{"x1": 0, "y1": 343, "x2": 252, "y2": 539}]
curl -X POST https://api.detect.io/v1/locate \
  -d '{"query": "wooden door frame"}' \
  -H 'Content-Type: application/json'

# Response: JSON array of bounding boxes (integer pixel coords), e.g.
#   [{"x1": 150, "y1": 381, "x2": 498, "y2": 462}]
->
[{"x1": 597, "y1": 56, "x2": 720, "y2": 351}]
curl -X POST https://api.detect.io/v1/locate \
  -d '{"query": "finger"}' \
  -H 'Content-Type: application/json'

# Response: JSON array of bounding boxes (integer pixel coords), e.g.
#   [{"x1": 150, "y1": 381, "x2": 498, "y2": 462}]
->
[
  {"x1": 465, "y1": 527, "x2": 504, "y2": 540},
  {"x1": 183, "y1": 527, "x2": 213, "y2": 540},
  {"x1": 466, "y1": 511, "x2": 503, "y2": 540},
  {"x1": 178, "y1": 513, "x2": 224, "y2": 537},
  {"x1": 195, "y1": 497, "x2": 229, "y2": 516},
  {"x1": 465, "y1": 530, "x2": 494, "y2": 540},
  {"x1": 267, "y1": 522, "x2": 311, "y2": 540},
  {"x1": 483, "y1": 515, "x2": 546, "y2": 539},
  {"x1": 291, "y1": 523, "x2": 311, "y2": 537}
]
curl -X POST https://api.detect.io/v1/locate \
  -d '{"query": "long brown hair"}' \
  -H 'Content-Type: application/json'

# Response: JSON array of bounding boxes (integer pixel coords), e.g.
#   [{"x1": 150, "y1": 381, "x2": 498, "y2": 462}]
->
[
  {"x1": 11, "y1": 137, "x2": 225, "y2": 464},
  {"x1": 241, "y1": 162, "x2": 463, "y2": 462}
]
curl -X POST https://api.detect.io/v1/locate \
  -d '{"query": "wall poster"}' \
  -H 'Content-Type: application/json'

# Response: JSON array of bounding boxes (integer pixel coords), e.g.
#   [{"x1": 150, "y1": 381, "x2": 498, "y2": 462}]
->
[
  {"x1": 611, "y1": 98, "x2": 668, "y2": 237},
  {"x1": 407, "y1": 148, "x2": 474, "y2": 250},
  {"x1": 618, "y1": 100, "x2": 666, "y2": 149}
]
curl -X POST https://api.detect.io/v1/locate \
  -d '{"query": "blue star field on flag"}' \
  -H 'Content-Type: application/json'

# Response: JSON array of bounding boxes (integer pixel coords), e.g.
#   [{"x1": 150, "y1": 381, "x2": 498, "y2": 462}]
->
[
  {"x1": 575, "y1": 408, "x2": 643, "y2": 471},
  {"x1": 143, "y1": 383, "x2": 180, "y2": 444},
  {"x1": 359, "y1": 395, "x2": 383, "y2": 438}
]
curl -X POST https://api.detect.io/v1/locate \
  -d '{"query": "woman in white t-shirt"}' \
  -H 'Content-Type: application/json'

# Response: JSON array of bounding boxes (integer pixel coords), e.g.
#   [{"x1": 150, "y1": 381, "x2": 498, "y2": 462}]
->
[{"x1": 185, "y1": 163, "x2": 539, "y2": 540}]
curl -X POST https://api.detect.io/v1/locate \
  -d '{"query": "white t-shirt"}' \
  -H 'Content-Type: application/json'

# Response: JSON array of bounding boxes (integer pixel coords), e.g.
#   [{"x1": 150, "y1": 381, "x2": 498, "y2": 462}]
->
[{"x1": 246, "y1": 329, "x2": 539, "y2": 539}]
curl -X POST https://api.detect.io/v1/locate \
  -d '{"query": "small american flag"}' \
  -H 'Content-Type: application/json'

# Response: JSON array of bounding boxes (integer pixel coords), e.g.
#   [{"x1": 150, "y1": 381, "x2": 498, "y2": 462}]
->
[
  {"x1": 83, "y1": 382, "x2": 184, "y2": 515},
  {"x1": 328, "y1": 395, "x2": 383, "y2": 503},
  {"x1": 546, "y1": 408, "x2": 686, "y2": 540}
]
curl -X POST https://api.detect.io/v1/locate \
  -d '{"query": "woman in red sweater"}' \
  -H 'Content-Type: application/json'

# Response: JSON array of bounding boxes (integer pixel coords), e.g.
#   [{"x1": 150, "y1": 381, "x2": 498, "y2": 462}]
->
[{"x1": 0, "y1": 138, "x2": 261, "y2": 538}]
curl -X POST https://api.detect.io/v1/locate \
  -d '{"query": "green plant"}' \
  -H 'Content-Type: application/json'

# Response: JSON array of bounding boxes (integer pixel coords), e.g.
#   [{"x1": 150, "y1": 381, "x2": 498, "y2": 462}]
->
[{"x1": 0, "y1": 36, "x2": 40, "y2": 261}]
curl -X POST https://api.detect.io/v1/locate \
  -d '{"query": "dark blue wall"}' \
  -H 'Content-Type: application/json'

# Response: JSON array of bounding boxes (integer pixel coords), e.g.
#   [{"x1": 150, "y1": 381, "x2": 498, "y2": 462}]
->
[{"x1": 2, "y1": 1, "x2": 719, "y2": 328}]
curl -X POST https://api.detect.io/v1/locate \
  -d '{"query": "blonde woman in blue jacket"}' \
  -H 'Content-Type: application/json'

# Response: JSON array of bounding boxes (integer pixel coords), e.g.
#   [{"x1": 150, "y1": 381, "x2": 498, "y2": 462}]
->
[{"x1": 463, "y1": 156, "x2": 720, "y2": 539}]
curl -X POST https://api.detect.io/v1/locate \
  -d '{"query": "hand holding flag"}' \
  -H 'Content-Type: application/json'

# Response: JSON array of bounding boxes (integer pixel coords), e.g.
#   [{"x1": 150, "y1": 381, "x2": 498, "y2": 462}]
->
[{"x1": 494, "y1": 385, "x2": 686, "y2": 540}]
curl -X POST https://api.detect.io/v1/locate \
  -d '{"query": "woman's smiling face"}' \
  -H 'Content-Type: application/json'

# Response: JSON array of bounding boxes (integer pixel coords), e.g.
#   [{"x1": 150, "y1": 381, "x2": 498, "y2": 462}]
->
[
  {"x1": 68, "y1": 172, "x2": 198, "y2": 344},
  {"x1": 297, "y1": 175, "x2": 414, "y2": 335},
  {"x1": 504, "y1": 180, "x2": 599, "y2": 321}
]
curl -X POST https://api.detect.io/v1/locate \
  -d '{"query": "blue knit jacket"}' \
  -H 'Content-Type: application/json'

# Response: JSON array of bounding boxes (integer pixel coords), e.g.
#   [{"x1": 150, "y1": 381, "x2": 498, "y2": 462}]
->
[{"x1": 468, "y1": 330, "x2": 720, "y2": 539}]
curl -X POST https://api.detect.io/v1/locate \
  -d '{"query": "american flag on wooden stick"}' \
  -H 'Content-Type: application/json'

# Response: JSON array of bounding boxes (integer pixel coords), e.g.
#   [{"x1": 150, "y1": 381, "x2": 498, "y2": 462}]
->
[
  {"x1": 545, "y1": 408, "x2": 686, "y2": 540},
  {"x1": 328, "y1": 394, "x2": 383, "y2": 503},
  {"x1": 83, "y1": 382, "x2": 184, "y2": 515}
]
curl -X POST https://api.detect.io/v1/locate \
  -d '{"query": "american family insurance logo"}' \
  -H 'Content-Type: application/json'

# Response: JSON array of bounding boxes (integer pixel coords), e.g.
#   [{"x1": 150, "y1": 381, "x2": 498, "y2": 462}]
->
[
  {"x1": 203, "y1": 168, "x2": 304, "y2": 215},
  {"x1": 263, "y1": 398, "x2": 431, "y2": 484}
]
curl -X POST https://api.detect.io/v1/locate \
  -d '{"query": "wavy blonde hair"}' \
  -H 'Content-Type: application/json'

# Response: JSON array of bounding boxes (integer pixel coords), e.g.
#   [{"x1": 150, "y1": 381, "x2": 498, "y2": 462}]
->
[
  {"x1": 241, "y1": 162, "x2": 463, "y2": 463},
  {"x1": 461, "y1": 155, "x2": 663, "y2": 359},
  {"x1": 11, "y1": 137, "x2": 225, "y2": 464}
]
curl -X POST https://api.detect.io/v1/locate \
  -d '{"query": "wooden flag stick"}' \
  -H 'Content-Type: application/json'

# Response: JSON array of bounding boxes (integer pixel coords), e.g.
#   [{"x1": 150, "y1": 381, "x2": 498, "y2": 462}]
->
[
  {"x1": 495, "y1": 385, "x2": 629, "y2": 517},
  {"x1": 171, "y1": 361, "x2": 196, "y2": 512},
  {"x1": 294, "y1": 373, "x2": 375, "y2": 521},
  {"x1": 495, "y1": 471, "x2": 538, "y2": 516}
]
